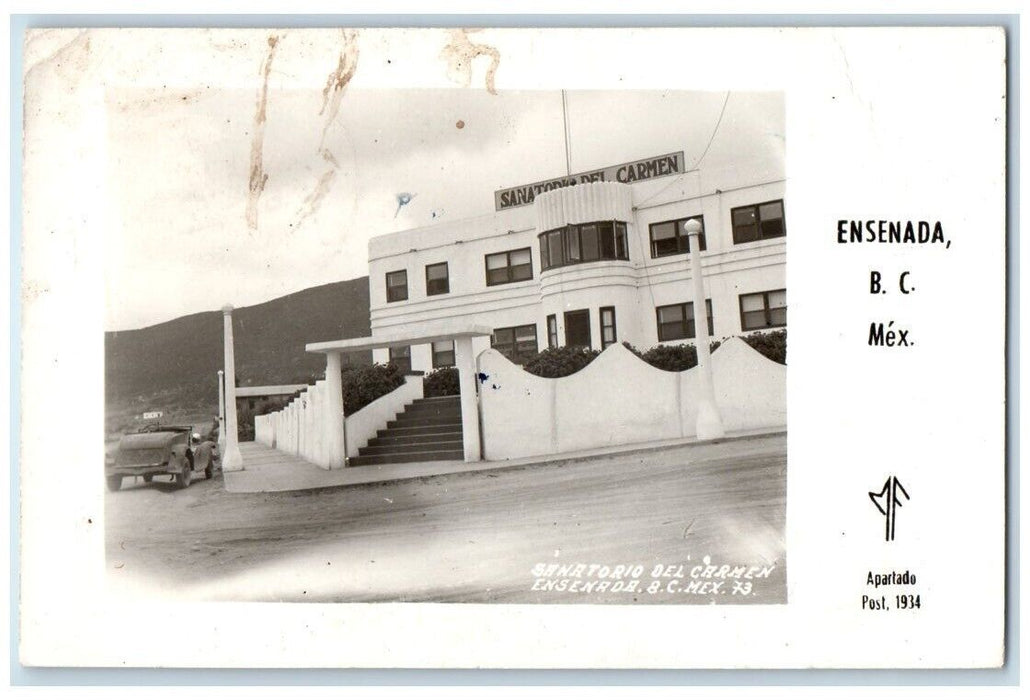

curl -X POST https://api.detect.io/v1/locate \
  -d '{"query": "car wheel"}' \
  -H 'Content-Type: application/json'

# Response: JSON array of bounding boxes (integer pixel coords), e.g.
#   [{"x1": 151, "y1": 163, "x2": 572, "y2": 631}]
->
[
  {"x1": 106, "y1": 476, "x2": 122, "y2": 492},
  {"x1": 204, "y1": 457, "x2": 214, "y2": 480},
  {"x1": 143, "y1": 474, "x2": 153, "y2": 483},
  {"x1": 175, "y1": 464, "x2": 192, "y2": 489}
]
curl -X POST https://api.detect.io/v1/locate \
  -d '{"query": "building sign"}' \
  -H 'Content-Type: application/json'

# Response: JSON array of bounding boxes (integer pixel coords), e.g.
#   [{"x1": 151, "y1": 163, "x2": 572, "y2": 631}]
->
[
  {"x1": 494, "y1": 151, "x2": 685, "y2": 211},
  {"x1": 143, "y1": 411, "x2": 163, "y2": 420}
]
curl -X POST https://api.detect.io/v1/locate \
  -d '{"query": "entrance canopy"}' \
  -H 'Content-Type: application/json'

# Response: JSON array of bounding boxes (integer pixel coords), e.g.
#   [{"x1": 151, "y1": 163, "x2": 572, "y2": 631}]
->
[
  {"x1": 305, "y1": 323, "x2": 493, "y2": 465},
  {"x1": 305, "y1": 323, "x2": 493, "y2": 354}
]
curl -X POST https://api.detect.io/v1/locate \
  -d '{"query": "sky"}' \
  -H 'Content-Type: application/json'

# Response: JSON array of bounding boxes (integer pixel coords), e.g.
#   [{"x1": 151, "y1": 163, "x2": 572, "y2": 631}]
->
[{"x1": 72, "y1": 29, "x2": 784, "y2": 330}]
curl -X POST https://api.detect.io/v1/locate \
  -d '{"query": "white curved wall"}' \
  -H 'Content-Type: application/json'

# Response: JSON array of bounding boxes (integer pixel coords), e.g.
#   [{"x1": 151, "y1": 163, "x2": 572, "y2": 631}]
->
[
  {"x1": 711, "y1": 337, "x2": 788, "y2": 431},
  {"x1": 553, "y1": 344, "x2": 683, "y2": 452},
  {"x1": 477, "y1": 337, "x2": 785, "y2": 461}
]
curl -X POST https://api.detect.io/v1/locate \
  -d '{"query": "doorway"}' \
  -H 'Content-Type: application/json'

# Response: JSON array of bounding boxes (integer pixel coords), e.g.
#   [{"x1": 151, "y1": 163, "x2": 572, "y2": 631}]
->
[{"x1": 564, "y1": 309, "x2": 591, "y2": 349}]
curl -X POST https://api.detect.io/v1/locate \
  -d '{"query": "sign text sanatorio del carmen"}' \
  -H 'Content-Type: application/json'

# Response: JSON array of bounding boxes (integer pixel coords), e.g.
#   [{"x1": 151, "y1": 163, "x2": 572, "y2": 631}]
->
[{"x1": 493, "y1": 151, "x2": 686, "y2": 211}]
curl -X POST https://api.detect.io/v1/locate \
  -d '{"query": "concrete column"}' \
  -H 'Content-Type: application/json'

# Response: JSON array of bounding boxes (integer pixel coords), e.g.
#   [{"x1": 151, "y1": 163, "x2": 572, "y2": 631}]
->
[
  {"x1": 454, "y1": 336, "x2": 482, "y2": 462},
  {"x1": 324, "y1": 352, "x2": 347, "y2": 469},
  {"x1": 685, "y1": 219, "x2": 725, "y2": 440},
  {"x1": 216, "y1": 370, "x2": 226, "y2": 453},
  {"x1": 221, "y1": 305, "x2": 244, "y2": 471}
]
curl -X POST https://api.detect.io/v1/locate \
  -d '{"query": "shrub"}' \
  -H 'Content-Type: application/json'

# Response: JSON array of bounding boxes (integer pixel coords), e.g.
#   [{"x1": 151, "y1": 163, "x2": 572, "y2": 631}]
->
[
  {"x1": 742, "y1": 329, "x2": 787, "y2": 365},
  {"x1": 341, "y1": 363, "x2": 405, "y2": 414},
  {"x1": 639, "y1": 341, "x2": 721, "y2": 372},
  {"x1": 512, "y1": 329, "x2": 786, "y2": 379},
  {"x1": 621, "y1": 341, "x2": 643, "y2": 357},
  {"x1": 236, "y1": 404, "x2": 256, "y2": 441},
  {"x1": 641, "y1": 343, "x2": 698, "y2": 371},
  {"x1": 522, "y1": 346, "x2": 600, "y2": 378},
  {"x1": 424, "y1": 366, "x2": 460, "y2": 397}
]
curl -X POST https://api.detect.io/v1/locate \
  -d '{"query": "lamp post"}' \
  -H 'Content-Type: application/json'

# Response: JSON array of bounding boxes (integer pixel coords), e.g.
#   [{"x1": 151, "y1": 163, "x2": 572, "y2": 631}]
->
[
  {"x1": 216, "y1": 369, "x2": 226, "y2": 454},
  {"x1": 221, "y1": 304, "x2": 244, "y2": 471},
  {"x1": 684, "y1": 218, "x2": 725, "y2": 440}
]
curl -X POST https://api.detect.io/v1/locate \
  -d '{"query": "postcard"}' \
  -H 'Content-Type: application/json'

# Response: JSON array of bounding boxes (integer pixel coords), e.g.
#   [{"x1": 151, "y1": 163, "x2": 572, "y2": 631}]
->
[{"x1": 18, "y1": 25, "x2": 1007, "y2": 669}]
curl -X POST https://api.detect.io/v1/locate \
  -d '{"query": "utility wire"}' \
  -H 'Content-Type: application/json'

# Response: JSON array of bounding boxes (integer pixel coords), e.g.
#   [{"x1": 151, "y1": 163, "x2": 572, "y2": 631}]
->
[
  {"x1": 637, "y1": 91, "x2": 731, "y2": 318},
  {"x1": 692, "y1": 91, "x2": 731, "y2": 172},
  {"x1": 635, "y1": 91, "x2": 731, "y2": 210}
]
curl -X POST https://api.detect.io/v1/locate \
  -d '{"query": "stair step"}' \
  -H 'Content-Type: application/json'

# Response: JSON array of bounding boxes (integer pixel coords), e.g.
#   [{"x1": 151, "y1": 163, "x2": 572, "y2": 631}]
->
[
  {"x1": 395, "y1": 411, "x2": 462, "y2": 423},
  {"x1": 367, "y1": 432, "x2": 463, "y2": 447},
  {"x1": 412, "y1": 395, "x2": 460, "y2": 404},
  {"x1": 400, "y1": 403, "x2": 462, "y2": 416},
  {"x1": 359, "y1": 441, "x2": 463, "y2": 456},
  {"x1": 349, "y1": 450, "x2": 465, "y2": 466},
  {"x1": 377, "y1": 423, "x2": 463, "y2": 437},
  {"x1": 388, "y1": 415, "x2": 463, "y2": 428}
]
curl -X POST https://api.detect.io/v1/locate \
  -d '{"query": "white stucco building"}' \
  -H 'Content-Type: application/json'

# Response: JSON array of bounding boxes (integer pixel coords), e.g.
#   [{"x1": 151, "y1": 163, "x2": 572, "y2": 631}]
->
[{"x1": 368, "y1": 139, "x2": 786, "y2": 374}]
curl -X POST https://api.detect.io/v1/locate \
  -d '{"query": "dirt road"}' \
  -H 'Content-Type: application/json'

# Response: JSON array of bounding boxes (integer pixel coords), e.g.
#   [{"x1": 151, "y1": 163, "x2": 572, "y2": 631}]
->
[{"x1": 105, "y1": 434, "x2": 786, "y2": 604}]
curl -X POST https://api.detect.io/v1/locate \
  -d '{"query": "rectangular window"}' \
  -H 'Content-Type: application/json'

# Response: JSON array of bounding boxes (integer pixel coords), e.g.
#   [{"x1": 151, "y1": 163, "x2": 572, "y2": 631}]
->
[
  {"x1": 615, "y1": 222, "x2": 628, "y2": 259},
  {"x1": 650, "y1": 221, "x2": 679, "y2": 257},
  {"x1": 386, "y1": 269, "x2": 408, "y2": 302},
  {"x1": 564, "y1": 227, "x2": 581, "y2": 263},
  {"x1": 648, "y1": 217, "x2": 707, "y2": 258},
  {"x1": 656, "y1": 300, "x2": 714, "y2": 341},
  {"x1": 739, "y1": 289, "x2": 787, "y2": 331},
  {"x1": 599, "y1": 306, "x2": 617, "y2": 349},
  {"x1": 425, "y1": 262, "x2": 449, "y2": 296},
  {"x1": 564, "y1": 309, "x2": 591, "y2": 349},
  {"x1": 580, "y1": 224, "x2": 600, "y2": 262},
  {"x1": 731, "y1": 199, "x2": 786, "y2": 244},
  {"x1": 547, "y1": 314, "x2": 558, "y2": 349},
  {"x1": 547, "y1": 231, "x2": 563, "y2": 271},
  {"x1": 600, "y1": 224, "x2": 616, "y2": 258},
  {"x1": 514, "y1": 325, "x2": 538, "y2": 362},
  {"x1": 491, "y1": 324, "x2": 538, "y2": 364},
  {"x1": 538, "y1": 221, "x2": 630, "y2": 270},
  {"x1": 388, "y1": 345, "x2": 411, "y2": 373},
  {"x1": 509, "y1": 248, "x2": 532, "y2": 281},
  {"x1": 485, "y1": 248, "x2": 533, "y2": 286},
  {"x1": 431, "y1": 340, "x2": 455, "y2": 368}
]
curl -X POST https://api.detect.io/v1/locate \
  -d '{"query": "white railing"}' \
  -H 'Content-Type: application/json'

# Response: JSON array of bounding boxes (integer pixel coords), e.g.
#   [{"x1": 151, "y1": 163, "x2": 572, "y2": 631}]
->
[
  {"x1": 344, "y1": 376, "x2": 423, "y2": 458},
  {"x1": 477, "y1": 337, "x2": 786, "y2": 461},
  {"x1": 254, "y1": 375, "x2": 424, "y2": 468}
]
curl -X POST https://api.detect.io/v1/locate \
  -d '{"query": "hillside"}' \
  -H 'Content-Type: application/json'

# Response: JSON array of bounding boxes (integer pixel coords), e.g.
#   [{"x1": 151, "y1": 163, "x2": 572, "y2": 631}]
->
[{"x1": 105, "y1": 277, "x2": 372, "y2": 434}]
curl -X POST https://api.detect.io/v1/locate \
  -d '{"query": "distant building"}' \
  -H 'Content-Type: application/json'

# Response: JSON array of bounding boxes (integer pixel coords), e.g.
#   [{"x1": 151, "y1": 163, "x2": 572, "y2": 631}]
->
[
  {"x1": 234, "y1": 384, "x2": 308, "y2": 438},
  {"x1": 366, "y1": 144, "x2": 785, "y2": 374}
]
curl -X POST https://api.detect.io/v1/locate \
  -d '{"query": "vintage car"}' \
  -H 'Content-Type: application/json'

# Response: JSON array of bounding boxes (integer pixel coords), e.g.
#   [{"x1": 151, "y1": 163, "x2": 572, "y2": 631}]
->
[{"x1": 106, "y1": 424, "x2": 219, "y2": 491}]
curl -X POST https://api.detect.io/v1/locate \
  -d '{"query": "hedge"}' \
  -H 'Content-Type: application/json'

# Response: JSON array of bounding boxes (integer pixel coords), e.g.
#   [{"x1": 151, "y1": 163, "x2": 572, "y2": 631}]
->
[
  {"x1": 741, "y1": 329, "x2": 787, "y2": 365},
  {"x1": 634, "y1": 331, "x2": 786, "y2": 371},
  {"x1": 424, "y1": 366, "x2": 460, "y2": 397},
  {"x1": 341, "y1": 363, "x2": 405, "y2": 414},
  {"x1": 639, "y1": 342, "x2": 716, "y2": 372},
  {"x1": 518, "y1": 330, "x2": 786, "y2": 378},
  {"x1": 522, "y1": 346, "x2": 600, "y2": 378},
  {"x1": 236, "y1": 405, "x2": 256, "y2": 441}
]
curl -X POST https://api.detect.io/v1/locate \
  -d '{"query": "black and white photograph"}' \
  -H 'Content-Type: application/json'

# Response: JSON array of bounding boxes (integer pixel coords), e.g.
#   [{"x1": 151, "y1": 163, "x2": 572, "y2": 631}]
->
[
  {"x1": 101, "y1": 51, "x2": 787, "y2": 603},
  {"x1": 17, "y1": 25, "x2": 1006, "y2": 670}
]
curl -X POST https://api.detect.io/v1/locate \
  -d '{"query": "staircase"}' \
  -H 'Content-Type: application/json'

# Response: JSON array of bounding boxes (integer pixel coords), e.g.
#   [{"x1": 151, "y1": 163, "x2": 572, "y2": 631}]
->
[{"x1": 349, "y1": 395, "x2": 464, "y2": 466}]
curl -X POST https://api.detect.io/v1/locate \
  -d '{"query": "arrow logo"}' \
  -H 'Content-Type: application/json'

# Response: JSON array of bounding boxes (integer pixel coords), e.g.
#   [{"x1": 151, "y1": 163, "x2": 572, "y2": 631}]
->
[{"x1": 869, "y1": 476, "x2": 910, "y2": 542}]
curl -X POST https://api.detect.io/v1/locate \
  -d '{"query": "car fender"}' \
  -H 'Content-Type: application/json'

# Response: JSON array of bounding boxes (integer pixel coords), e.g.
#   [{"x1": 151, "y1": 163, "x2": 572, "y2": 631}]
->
[{"x1": 168, "y1": 445, "x2": 191, "y2": 473}]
